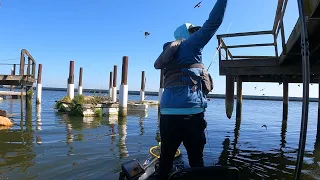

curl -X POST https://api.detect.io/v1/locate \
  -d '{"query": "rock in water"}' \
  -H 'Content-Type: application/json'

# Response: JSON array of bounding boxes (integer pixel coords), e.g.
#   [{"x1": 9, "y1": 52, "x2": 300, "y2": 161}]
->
[
  {"x1": 0, "y1": 110, "x2": 7, "y2": 117},
  {"x1": 0, "y1": 116, "x2": 13, "y2": 126}
]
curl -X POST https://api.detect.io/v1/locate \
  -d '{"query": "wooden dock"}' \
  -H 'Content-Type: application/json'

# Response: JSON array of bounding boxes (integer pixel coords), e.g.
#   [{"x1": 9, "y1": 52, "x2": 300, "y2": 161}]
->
[
  {"x1": 0, "y1": 49, "x2": 37, "y2": 101},
  {"x1": 217, "y1": 0, "x2": 320, "y2": 119}
]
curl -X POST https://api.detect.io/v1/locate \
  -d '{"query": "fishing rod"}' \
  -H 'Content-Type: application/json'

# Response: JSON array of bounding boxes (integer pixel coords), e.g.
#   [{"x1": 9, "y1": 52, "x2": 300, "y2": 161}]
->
[
  {"x1": 294, "y1": 0, "x2": 310, "y2": 179},
  {"x1": 207, "y1": 22, "x2": 232, "y2": 71}
]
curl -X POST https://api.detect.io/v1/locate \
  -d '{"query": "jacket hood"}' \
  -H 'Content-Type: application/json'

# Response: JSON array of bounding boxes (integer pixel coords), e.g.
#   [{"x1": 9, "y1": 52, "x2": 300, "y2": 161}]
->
[{"x1": 174, "y1": 23, "x2": 193, "y2": 40}]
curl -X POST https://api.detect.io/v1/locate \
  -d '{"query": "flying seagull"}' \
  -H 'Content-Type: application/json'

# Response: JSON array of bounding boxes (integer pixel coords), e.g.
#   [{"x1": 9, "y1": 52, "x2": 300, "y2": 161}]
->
[
  {"x1": 262, "y1": 125, "x2": 267, "y2": 130},
  {"x1": 194, "y1": 1, "x2": 202, "y2": 8},
  {"x1": 144, "y1": 32, "x2": 150, "y2": 39}
]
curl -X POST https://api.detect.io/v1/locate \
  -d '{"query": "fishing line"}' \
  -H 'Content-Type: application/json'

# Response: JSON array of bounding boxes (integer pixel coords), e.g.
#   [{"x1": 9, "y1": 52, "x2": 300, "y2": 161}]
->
[{"x1": 207, "y1": 22, "x2": 232, "y2": 71}]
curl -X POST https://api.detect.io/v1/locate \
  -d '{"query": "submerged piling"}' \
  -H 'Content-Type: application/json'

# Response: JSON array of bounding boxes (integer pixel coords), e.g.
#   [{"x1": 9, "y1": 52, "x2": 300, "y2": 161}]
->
[
  {"x1": 119, "y1": 56, "x2": 128, "y2": 116},
  {"x1": 67, "y1": 61, "x2": 75, "y2": 100},
  {"x1": 283, "y1": 79, "x2": 289, "y2": 120},
  {"x1": 112, "y1": 65, "x2": 118, "y2": 103},
  {"x1": 78, "y1": 67, "x2": 83, "y2": 95},
  {"x1": 158, "y1": 70, "x2": 164, "y2": 104},
  {"x1": 26, "y1": 86, "x2": 33, "y2": 110},
  {"x1": 236, "y1": 76, "x2": 242, "y2": 120},
  {"x1": 10, "y1": 65, "x2": 15, "y2": 91},
  {"x1": 109, "y1": 71, "x2": 113, "y2": 98},
  {"x1": 36, "y1": 64, "x2": 42, "y2": 105},
  {"x1": 140, "y1": 71, "x2": 146, "y2": 103}
]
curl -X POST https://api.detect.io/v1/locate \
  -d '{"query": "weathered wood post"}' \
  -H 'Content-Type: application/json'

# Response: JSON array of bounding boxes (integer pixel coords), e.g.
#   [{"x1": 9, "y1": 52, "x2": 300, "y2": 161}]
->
[
  {"x1": 236, "y1": 76, "x2": 243, "y2": 120},
  {"x1": 112, "y1": 65, "x2": 118, "y2": 103},
  {"x1": 67, "y1": 61, "x2": 75, "y2": 100},
  {"x1": 109, "y1": 72, "x2": 113, "y2": 98},
  {"x1": 283, "y1": 79, "x2": 289, "y2": 120},
  {"x1": 26, "y1": 85, "x2": 33, "y2": 110},
  {"x1": 119, "y1": 56, "x2": 128, "y2": 116},
  {"x1": 158, "y1": 70, "x2": 164, "y2": 104},
  {"x1": 78, "y1": 67, "x2": 83, "y2": 95},
  {"x1": 10, "y1": 65, "x2": 15, "y2": 91},
  {"x1": 226, "y1": 76, "x2": 235, "y2": 119},
  {"x1": 140, "y1": 71, "x2": 146, "y2": 103},
  {"x1": 36, "y1": 64, "x2": 42, "y2": 105}
]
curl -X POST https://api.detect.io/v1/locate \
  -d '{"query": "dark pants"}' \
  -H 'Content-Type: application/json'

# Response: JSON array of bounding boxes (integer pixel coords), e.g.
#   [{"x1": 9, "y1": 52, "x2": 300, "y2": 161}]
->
[{"x1": 158, "y1": 112, "x2": 207, "y2": 180}]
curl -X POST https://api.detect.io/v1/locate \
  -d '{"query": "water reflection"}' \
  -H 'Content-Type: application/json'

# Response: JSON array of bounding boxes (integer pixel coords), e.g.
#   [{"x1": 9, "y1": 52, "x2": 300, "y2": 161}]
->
[
  {"x1": 0, "y1": 103, "x2": 36, "y2": 176},
  {"x1": 36, "y1": 105, "x2": 42, "y2": 131},
  {"x1": 117, "y1": 115, "x2": 128, "y2": 158}
]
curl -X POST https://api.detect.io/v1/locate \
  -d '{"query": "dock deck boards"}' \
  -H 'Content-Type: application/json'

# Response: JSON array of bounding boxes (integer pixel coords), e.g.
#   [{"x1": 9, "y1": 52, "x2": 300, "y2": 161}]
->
[{"x1": 217, "y1": 0, "x2": 320, "y2": 83}]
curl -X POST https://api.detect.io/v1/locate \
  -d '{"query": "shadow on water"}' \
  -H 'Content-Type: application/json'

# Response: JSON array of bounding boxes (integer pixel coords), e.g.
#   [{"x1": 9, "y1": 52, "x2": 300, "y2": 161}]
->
[
  {"x1": 0, "y1": 102, "x2": 37, "y2": 179},
  {"x1": 215, "y1": 114, "x2": 320, "y2": 180}
]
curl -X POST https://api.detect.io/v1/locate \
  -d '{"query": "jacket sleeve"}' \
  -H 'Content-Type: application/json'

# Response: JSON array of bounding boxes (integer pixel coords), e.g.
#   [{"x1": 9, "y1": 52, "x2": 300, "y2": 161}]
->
[
  {"x1": 185, "y1": 0, "x2": 228, "y2": 50},
  {"x1": 154, "y1": 42, "x2": 172, "y2": 69}
]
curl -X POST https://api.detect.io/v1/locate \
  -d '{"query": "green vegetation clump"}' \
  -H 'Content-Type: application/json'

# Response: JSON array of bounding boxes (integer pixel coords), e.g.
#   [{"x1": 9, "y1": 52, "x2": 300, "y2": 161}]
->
[
  {"x1": 94, "y1": 108, "x2": 103, "y2": 117},
  {"x1": 55, "y1": 94, "x2": 110, "y2": 116}
]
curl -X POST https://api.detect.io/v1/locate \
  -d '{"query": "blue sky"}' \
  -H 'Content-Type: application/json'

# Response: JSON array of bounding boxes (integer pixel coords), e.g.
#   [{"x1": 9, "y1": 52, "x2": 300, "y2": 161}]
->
[{"x1": 0, "y1": 0, "x2": 317, "y2": 97}]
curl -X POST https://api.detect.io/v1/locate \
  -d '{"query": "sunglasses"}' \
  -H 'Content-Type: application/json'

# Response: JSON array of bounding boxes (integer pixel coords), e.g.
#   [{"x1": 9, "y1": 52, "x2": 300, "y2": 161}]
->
[{"x1": 188, "y1": 26, "x2": 201, "y2": 34}]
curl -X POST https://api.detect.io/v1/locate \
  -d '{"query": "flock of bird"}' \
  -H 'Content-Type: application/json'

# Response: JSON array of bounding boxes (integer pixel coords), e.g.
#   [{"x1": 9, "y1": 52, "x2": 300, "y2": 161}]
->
[{"x1": 142, "y1": 1, "x2": 203, "y2": 39}]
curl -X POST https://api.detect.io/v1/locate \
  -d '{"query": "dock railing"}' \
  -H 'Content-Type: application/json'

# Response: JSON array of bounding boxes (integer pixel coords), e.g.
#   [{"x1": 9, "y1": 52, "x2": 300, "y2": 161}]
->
[
  {"x1": 19, "y1": 49, "x2": 36, "y2": 79},
  {"x1": 217, "y1": 0, "x2": 289, "y2": 65}
]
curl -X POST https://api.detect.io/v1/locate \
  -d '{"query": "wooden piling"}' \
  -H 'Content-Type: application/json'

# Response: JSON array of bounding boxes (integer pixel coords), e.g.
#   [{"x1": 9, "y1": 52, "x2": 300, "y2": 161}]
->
[
  {"x1": 67, "y1": 61, "x2": 75, "y2": 100},
  {"x1": 78, "y1": 67, "x2": 83, "y2": 95},
  {"x1": 140, "y1": 71, "x2": 146, "y2": 103},
  {"x1": 283, "y1": 79, "x2": 289, "y2": 120},
  {"x1": 112, "y1": 65, "x2": 118, "y2": 102},
  {"x1": 26, "y1": 86, "x2": 33, "y2": 110},
  {"x1": 36, "y1": 64, "x2": 42, "y2": 105},
  {"x1": 10, "y1": 65, "x2": 14, "y2": 91},
  {"x1": 109, "y1": 71, "x2": 113, "y2": 98},
  {"x1": 119, "y1": 56, "x2": 129, "y2": 116},
  {"x1": 236, "y1": 76, "x2": 243, "y2": 120},
  {"x1": 226, "y1": 75, "x2": 235, "y2": 119},
  {"x1": 158, "y1": 69, "x2": 164, "y2": 104}
]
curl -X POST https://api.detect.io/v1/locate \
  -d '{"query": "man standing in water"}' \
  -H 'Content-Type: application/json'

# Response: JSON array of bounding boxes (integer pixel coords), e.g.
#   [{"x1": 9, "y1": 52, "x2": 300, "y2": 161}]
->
[{"x1": 154, "y1": 0, "x2": 228, "y2": 179}]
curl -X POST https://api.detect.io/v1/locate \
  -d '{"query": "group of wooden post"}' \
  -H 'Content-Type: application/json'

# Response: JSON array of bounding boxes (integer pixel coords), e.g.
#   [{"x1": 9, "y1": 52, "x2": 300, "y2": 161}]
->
[{"x1": 234, "y1": 76, "x2": 289, "y2": 121}]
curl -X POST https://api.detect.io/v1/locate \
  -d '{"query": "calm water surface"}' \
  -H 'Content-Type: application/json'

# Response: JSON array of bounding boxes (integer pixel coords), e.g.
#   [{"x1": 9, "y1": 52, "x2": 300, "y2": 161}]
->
[{"x1": 0, "y1": 90, "x2": 319, "y2": 180}]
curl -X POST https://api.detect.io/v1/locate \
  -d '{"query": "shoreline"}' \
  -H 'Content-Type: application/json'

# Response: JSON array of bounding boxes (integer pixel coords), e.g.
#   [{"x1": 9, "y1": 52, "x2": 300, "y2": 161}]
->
[{"x1": 2, "y1": 86, "x2": 318, "y2": 102}]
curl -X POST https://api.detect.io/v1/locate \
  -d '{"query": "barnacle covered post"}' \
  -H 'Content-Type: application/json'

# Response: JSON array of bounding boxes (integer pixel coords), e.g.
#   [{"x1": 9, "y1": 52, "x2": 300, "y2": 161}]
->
[
  {"x1": 119, "y1": 56, "x2": 129, "y2": 117},
  {"x1": 78, "y1": 67, "x2": 83, "y2": 95},
  {"x1": 36, "y1": 64, "x2": 43, "y2": 105},
  {"x1": 140, "y1": 71, "x2": 146, "y2": 103},
  {"x1": 112, "y1": 65, "x2": 118, "y2": 103},
  {"x1": 67, "y1": 61, "x2": 75, "y2": 100}
]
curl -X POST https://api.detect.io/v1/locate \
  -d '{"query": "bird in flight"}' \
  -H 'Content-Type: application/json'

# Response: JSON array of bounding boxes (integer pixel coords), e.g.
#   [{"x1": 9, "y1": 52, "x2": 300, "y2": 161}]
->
[
  {"x1": 194, "y1": 1, "x2": 202, "y2": 8},
  {"x1": 262, "y1": 125, "x2": 267, "y2": 130},
  {"x1": 144, "y1": 32, "x2": 150, "y2": 39},
  {"x1": 254, "y1": 86, "x2": 257, "y2": 90},
  {"x1": 298, "y1": 84, "x2": 300, "y2": 87},
  {"x1": 260, "y1": 88, "x2": 265, "y2": 91}
]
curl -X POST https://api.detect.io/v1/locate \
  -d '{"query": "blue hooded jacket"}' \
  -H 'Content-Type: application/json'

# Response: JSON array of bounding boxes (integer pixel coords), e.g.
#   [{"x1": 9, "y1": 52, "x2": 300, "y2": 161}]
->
[{"x1": 154, "y1": 0, "x2": 228, "y2": 115}]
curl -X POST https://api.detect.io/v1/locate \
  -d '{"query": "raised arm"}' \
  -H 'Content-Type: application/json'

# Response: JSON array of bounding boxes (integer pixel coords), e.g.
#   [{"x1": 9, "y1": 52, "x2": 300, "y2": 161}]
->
[{"x1": 186, "y1": 0, "x2": 228, "y2": 50}]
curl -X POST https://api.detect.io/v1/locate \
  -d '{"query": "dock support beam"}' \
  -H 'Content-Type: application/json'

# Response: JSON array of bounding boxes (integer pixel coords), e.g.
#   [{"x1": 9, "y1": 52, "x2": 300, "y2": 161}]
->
[
  {"x1": 140, "y1": 71, "x2": 146, "y2": 103},
  {"x1": 283, "y1": 79, "x2": 289, "y2": 120},
  {"x1": 119, "y1": 56, "x2": 128, "y2": 116},
  {"x1": 112, "y1": 65, "x2": 118, "y2": 103},
  {"x1": 10, "y1": 64, "x2": 15, "y2": 92},
  {"x1": 78, "y1": 67, "x2": 83, "y2": 95},
  {"x1": 67, "y1": 61, "x2": 75, "y2": 100},
  {"x1": 36, "y1": 64, "x2": 42, "y2": 105},
  {"x1": 109, "y1": 71, "x2": 113, "y2": 98},
  {"x1": 26, "y1": 86, "x2": 33, "y2": 110},
  {"x1": 236, "y1": 76, "x2": 242, "y2": 120},
  {"x1": 226, "y1": 75, "x2": 235, "y2": 119},
  {"x1": 158, "y1": 70, "x2": 164, "y2": 105}
]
